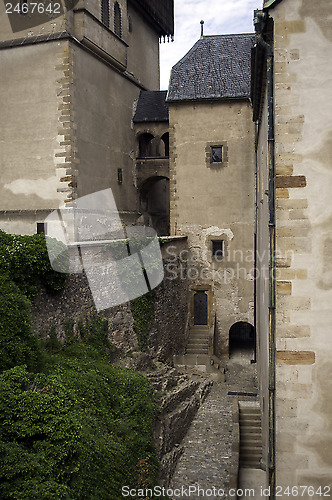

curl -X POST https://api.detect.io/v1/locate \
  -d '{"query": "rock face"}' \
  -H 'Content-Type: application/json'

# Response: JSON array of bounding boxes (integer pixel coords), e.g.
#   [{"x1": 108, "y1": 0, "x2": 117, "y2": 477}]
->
[
  {"x1": 148, "y1": 253, "x2": 189, "y2": 362},
  {"x1": 144, "y1": 361, "x2": 212, "y2": 486},
  {"x1": 30, "y1": 273, "x2": 138, "y2": 352},
  {"x1": 31, "y1": 246, "x2": 189, "y2": 360}
]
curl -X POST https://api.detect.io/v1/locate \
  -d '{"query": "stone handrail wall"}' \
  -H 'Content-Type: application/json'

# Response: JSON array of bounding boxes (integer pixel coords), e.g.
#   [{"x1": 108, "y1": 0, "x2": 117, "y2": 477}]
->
[{"x1": 208, "y1": 311, "x2": 216, "y2": 356}]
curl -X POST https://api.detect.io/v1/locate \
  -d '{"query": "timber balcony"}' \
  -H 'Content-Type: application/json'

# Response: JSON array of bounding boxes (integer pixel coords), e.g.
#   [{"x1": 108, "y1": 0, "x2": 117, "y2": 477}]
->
[{"x1": 135, "y1": 156, "x2": 169, "y2": 187}]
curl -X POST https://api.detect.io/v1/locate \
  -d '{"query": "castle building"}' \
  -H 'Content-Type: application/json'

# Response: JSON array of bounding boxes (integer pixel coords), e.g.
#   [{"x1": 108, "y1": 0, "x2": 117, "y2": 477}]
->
[
  {"x1": 252, "y1": 0, "x2": 332, "y2": 492},
  {"x1": 0, "y1": 0, "x2": 174, "y2": 234},
  {"x1": 2, "y1": 0, "x2": 332, "y2": 492},
  {"x1": 133, "y1": 89, "x2": 170, "y2": 236},
  {"x1": 167, "y1": 34, "x2": 256, "y2": 357}
]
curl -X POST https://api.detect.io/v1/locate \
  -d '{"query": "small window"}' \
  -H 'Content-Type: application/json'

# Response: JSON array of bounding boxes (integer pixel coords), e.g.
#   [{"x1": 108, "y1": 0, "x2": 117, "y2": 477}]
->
[
  {"x1": 101, "y1": 0, "x2": 109, "y2": 27},
  {"x1": 212, "y1": 240, "x2": 223, "y2": 260},
  {"x1": 117, "y1": 168, "x2": 123, "y2": 184},
  {"x1": 211, "y1": 146, "x2": 223, "y2": 163},
  {"x1": 37, "y1": 222, "x2": 47, "y2": 235},
  {"x1": 205, "y1": 141, "x2": 228, "y2": 168}
]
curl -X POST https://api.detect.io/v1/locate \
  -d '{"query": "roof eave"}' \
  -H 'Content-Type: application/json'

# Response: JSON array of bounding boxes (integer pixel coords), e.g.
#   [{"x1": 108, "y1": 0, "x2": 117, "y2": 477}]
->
[
  {"x1": 167, "y1": 96, "x2": 251, "y2": 104},
  {"x1": 263, "y1": 0, "x2": 284, "y2": 10},
  {"x1": 133, "y1": 118, "x2": 169, "y2": 124}
]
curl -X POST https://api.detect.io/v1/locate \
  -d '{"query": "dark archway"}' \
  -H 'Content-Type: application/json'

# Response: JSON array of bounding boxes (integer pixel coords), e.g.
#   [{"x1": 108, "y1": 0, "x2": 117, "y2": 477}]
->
[
  {"x1": 160, "y1": 133, "x2": 169, "y2": 157},
  {"x1": 138, "y1": 133, "x2": 155, "y2": 158},
  {"x1": 229, "y1": 321, "x2": 255, "y2": 359},
  {"x1": 139, "y1": 176, "x2": 170, "y2": 235}
]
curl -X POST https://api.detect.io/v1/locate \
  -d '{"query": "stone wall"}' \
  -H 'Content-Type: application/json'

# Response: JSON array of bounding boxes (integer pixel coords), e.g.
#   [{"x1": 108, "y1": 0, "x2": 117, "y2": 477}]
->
[
  {"x1": 31, "y1": 238, "x2": 189, "y2": 360},
  {"x1": 256, "y1": 0, "x2": 332, "y2": 489},
  {"x1": 149, "y1": 238, "x2": 189, "y2": 361},
  {"x1": 169, "y1": 100, "x2": 255, "y2": 356}
]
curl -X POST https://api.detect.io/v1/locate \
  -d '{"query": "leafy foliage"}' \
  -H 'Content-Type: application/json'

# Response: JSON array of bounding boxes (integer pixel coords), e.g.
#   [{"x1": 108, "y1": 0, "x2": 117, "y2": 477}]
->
[
  {"x1": 0, "y1": 230, "x2": 67, "y2": 373},
  {"x1": 130, "y1": 291, "x2": 156, "y2": 350},
  {"x1": 0, "y1": 275, "x2": 42, "y2": 373},
  {"x1": 0, "y1": 344, "x2": 160, "y2": 499},
  {"x1": 0, "y1": 230, "x2": 67, "y2": 298},
  {"x1": 0, "y1": 231, "x2": 163, "y2": 498}
]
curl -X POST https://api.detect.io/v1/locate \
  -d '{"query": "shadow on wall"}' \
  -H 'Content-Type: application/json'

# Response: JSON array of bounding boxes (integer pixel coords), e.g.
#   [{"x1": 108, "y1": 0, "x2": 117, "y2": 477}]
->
[
  {"x1": 139, "y1": 176, "x2": 170, "y2": 236},
  {"x1": 138, "y1": 132, "x2": 169, "y2": 158}
]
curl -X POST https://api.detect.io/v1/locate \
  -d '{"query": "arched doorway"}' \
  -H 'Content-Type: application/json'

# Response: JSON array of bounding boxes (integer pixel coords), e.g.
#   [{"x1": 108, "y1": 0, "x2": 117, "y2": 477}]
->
[
  {"x1": 139, "y1": 176, "x2": 170, "y2": 236},
  {"x1": 229, "y1": 321, "x2": 255, "y2": 360}
]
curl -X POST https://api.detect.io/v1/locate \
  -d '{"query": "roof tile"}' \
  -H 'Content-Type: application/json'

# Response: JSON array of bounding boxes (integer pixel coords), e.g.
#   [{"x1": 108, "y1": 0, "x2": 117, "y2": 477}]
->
[
  {"x1": 133, "y1": 90, "x2": 169, "y2": 123},
  {"x1": 167, "y1": 34, "x2": 254, "y2": 102}
]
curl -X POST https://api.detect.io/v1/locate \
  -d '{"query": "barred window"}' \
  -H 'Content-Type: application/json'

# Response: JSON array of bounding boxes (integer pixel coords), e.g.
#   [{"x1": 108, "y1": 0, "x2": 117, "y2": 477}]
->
[
  {"x1": 101, "y1": 0, "x2": 109, "y2": 27},
  {"x1": 114, "y1": 1, "x2": 122, "y2": 37}
]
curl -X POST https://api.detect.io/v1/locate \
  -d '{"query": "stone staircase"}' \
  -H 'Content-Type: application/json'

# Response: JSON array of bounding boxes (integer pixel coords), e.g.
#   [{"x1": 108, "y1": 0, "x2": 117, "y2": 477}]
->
[
  {"x1": 239, "y1": 401, "x2": 262, "y2": 468},
  {"x1": 185, "y1": 325, "x2": 209, "y2": 354},
  {"x1": 173, "y1": 325, "x2": 225, "y2": 381}
]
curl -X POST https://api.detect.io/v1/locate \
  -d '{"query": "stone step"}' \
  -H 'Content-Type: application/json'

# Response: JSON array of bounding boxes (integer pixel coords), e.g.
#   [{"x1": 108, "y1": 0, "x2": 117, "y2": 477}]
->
[
  {"x1": 188, "y1": 334, "x2": 209, "y2": 340},
  {"x1": 240, "y1": 451, "x2": 262, "y2": 458},
  {"x1": 240, "y1": 424, "x2": 262, "y2": 431},
  {"x1": 240, "y1": 461, "x2": 262, "y2": 468},
  {"x1": 173, "y1": 354, "x2": 225, "y2": 382},
  {"x1": 174, "y1": 354, "x2": 210, "y2": 365},
  {"x1": 190, "y1": 331, "x2": 209, "y2": 335},
  {"x1": 187, "y1": 338, "x2": 209, "y2": 344},
  {"x1": 240, "y1": 434, "x2": 262, "y2": 442},
  {"x1": 186, "y1": 349, "x2": 209, "y2": 355},
  {"x1": 187, "y1": 343, "x2": 209, "y2": 350},
  {"x1": 239, "y1": 405, "x2": 262, "y2": 468}
]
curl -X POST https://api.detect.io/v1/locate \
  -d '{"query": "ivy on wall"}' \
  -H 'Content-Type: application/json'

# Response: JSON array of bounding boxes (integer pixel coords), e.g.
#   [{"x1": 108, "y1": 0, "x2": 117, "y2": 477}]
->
[
  {"x1": 0, "y1": 230, "x2": 68, "y2": 374},
  {"x1": 130, "y1": 291, "x2": 156, "y2": 351}
]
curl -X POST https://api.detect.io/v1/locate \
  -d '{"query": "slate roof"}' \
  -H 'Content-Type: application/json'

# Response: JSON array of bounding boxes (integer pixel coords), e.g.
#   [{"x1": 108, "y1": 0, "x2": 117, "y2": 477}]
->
[
  {"x1": 133, "y1": 91, "x2": 169, "y2": 123},
  {"x1": 167, "y1": 34, "x2": 255, "y2": 102}
]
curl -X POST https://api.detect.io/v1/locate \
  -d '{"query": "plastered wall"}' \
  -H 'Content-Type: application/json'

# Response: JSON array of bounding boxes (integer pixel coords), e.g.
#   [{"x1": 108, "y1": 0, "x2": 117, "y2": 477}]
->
[{"x1": 169, "y1": 100, "x2": 255, "y2": 355}]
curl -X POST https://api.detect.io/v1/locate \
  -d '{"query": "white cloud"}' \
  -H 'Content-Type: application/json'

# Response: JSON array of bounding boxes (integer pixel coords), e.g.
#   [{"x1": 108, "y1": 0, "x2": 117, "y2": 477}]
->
[{"x1": 160, "y1": 0, "x2": 261, "y2": 89}]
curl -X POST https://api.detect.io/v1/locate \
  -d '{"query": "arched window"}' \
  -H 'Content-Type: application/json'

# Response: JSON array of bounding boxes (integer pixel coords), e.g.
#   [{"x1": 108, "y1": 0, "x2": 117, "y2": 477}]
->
[
  {"x1": 138, "y1": 133, "x2": 154, "y2": 158},
  {"x1": 114, "y1": 2, "x2": 122, "y2": 38},
  {"x1": 101, "y1": 0, "x2": 109, "y2": 27},
  {"x1": 160, "y1": 133, "x2": 169, "y2": 157}
]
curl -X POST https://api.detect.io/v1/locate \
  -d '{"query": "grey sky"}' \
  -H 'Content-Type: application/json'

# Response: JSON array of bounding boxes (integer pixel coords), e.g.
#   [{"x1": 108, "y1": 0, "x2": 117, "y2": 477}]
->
[{"x1": 160, "y1": 0, "x2": 261, "y2": 90}]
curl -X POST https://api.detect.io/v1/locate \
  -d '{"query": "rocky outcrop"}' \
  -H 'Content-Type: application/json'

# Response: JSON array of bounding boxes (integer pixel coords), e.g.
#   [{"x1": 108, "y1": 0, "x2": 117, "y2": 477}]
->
[{"x1": 144, "y1": 360, "x2": 212, "y2": 486}]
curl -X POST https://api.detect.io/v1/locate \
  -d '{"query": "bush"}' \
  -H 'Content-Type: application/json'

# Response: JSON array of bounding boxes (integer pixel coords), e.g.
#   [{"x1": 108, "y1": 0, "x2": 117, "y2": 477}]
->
[
  {"x1": 0, "y1": 346, "x2": 160, "y2": 499},
  {"x1": 0, "y1": 275, "x2": 42, "y2": 373},
  {"x1": 0, "y1": 230, "x2": 67, "y2": 298}
]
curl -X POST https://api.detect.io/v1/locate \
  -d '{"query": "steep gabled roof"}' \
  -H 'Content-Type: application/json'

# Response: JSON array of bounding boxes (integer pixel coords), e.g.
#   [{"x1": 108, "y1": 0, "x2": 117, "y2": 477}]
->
[
  {"x1": 133, "y1": 91, "x2": 169, "y2": 123},
  {"x1": 167, "y1": 33, "x2": 255, "y2": 102}
]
